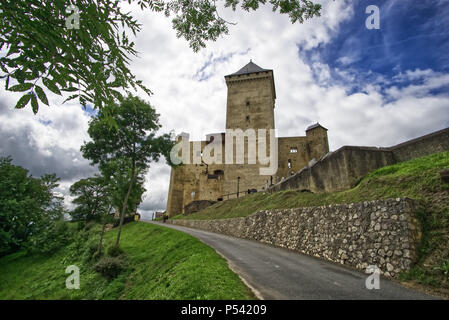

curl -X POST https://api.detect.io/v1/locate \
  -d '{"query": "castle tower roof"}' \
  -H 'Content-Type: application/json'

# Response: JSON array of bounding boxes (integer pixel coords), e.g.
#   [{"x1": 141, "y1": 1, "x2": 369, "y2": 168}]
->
[
  {"x1": 226, "y1": 60, "x2": 271, "y2": 76},
  {"x1": 306, "y1": 123, "x2": 328, "y2": 131}
]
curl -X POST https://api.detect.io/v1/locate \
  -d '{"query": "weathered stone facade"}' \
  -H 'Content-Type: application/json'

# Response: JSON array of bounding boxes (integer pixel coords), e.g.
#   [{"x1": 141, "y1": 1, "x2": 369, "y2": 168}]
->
[
  {"x1": 166, "y1": 61, "x2": 329, "y2": 216},
  {"x1": 270, "y1": 127, "x2": 449, "y2": 194},
  {"x1": 168, "y1": 198, "x2": 422, "y2": 277}
]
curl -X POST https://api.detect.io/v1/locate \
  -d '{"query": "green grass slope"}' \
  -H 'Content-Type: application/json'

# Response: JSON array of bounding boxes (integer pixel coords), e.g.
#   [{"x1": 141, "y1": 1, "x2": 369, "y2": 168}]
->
[
  {"x1": 0, "y1": 222, "x2": 255, "y2": 300},
  {"x1": 176, "y1": 151, "x2": 449, "y2": 291}
]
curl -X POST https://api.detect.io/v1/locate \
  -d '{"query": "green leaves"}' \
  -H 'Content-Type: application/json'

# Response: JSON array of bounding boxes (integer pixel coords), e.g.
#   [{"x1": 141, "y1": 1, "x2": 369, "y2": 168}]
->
[
  {"x1": 30, "y1": 93, "x2": 39, "y2": 114},
  {"x1": 35, "y1": 85, "x2": 49, "y2": 106},
  {"x1": 42, "y1": 78, "x2": 61, "y2": 95},
  {"x1": 0, "y1": 157, "x2": 64, "y2": 256},
  {"x1": 9, "y1": 83, "x2": 33, "y2": 92},
  {"x1": 14, "y1": 88, "x2": 47, "y2": 114},
  {"x1": 1, "y1": 0, "x2": 321, "y2": 114},
  {"x1": 15, "y1": 93, "x2": 32, "y2": 109}
]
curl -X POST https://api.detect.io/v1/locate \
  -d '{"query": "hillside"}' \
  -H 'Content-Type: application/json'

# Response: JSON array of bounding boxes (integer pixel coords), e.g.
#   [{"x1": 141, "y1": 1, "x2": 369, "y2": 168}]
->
[
  {"x1": 0, "y1": 222, "x2": 255, "y2": 300},
  {"x1": 174, "y1": 151, "x2": 449, "y2": 291}
]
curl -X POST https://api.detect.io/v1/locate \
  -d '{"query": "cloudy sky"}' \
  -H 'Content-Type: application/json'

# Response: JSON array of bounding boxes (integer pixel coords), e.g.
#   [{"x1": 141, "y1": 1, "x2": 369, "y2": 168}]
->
[{"x1": 1, "y1": 0, "x2": 449, "y2": 219}]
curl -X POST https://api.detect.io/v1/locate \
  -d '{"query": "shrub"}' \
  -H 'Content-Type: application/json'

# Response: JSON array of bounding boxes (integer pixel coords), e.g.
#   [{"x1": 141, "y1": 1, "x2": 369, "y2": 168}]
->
[
  {"x1": 106, "y1": 245, "x2": 124, "y2": 257},
  {"x1": 93, "y1": 256, "x2": 127, "y2": 278},
  {"x1": 82, "y1": 238, "x2": 102, "y2": 263},
  {"x1": 27, "y1": 220, "x2": 72, "y2": 254}
]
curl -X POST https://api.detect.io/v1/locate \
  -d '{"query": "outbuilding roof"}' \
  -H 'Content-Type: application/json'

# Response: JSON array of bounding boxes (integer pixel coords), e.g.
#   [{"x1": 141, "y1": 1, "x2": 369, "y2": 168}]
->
[{"x1": 306, "y1": 123, "x2": 328, "y2": 131}]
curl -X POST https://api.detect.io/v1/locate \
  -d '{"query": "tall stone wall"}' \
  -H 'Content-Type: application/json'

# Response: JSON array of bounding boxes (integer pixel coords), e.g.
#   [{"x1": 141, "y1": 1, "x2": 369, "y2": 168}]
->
[
  {"x1": 168, "y1": 198, "x2": 422, "y2": 277},
  {"x1": 391, "y1": 127, "x2": 449, "y2": 162},
  {"x1": 270, "y1": 127, "x2": 449, "y2": 194},
  {"x1": 271, "y1": 146, "x2": 395, "y2": 193}
]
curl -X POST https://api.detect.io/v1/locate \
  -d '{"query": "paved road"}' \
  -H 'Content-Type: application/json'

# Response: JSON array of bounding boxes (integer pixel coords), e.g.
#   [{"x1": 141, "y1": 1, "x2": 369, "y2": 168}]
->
[{"x1": 147, "y1": 221, "x2": 438, "y2": 300}]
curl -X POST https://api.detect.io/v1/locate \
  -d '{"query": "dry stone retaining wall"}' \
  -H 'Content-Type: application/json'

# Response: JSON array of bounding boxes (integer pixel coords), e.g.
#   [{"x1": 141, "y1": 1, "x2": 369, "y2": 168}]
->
[{"x1": 168, "y1": 198, "x2": 422, "y2": 277}]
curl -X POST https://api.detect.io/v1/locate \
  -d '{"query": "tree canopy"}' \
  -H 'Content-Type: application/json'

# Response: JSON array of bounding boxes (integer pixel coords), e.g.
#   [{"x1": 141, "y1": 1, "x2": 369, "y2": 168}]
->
[
  {"x1": 0, "y1": 156, "x2": 64, "y2": 256},
  {"x1": 0, "y1": 0, "x2": 321, "y2": 114},
  {"x1": 81, "y1": 95, "x2": 173, "y2": 247},
  {"x1": 69, "y1": 175, "x2": 111, "y2": 222}
]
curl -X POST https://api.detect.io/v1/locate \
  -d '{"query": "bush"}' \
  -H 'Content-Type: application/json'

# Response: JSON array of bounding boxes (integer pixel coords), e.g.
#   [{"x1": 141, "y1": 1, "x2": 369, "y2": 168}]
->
[
  {"x1": 82, "y1": 238, "x2": 102, "y2": 263},
  {"x1": 93, "y1": 256, "x2": 127, "y2": 278},
  {"x1": 27, "y1": 220, "x2": 72, "y2": 254},
  {"x1": 106, "y1": 245, "x2": 124, "y2": 257}
]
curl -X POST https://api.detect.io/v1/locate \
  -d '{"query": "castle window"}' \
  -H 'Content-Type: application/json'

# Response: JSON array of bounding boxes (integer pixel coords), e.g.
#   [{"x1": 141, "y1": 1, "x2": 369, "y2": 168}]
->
[
  {"x1": 290, "y1": 147, "x2": 298, "y2": 153},
  {"x1": 246, "y1": 115, "x2": 250, "y2": 122},
  {"x1": 288, "y1": 159, "x2": 292, "y2": 169},
  {"x1": 246, "y1": 100, "x2": 250, "y2": 107}
]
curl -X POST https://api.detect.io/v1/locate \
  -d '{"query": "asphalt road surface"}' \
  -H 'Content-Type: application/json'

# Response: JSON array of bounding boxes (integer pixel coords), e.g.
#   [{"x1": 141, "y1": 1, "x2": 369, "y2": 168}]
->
[{"x1": 148, "y1": 221, "x2": 438, "y2": 300}]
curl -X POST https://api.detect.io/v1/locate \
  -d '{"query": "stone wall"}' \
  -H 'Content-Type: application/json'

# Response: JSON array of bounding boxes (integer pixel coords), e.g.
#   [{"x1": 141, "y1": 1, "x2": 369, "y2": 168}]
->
[
  {"x1": 169, "y1": 198, "x2": 422, "y2": 277},
  {"x1": 391, "y1": 127, "x2": 449, "y2": 162},
  {"x1": 277, "y1": 126, "x2": 329, "y2": 181},
  {"x1": 184, "y1": 200, "x2": 216, "y2": 215},
  {"x1": 270, "y1": 127, "x2": 449, "y2": 194}
]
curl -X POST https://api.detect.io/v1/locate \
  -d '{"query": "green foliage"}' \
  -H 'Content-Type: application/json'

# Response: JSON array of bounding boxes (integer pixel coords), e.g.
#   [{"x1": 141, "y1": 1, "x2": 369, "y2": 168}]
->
[
  {"x1": 0, "y1": 0, "x2": 150, "y2": 114},
  {"x1": 81, "y1": 95, "x2": 174, "y2": 247},
  {"x1": 81, "y1": 238, "x2": 103, "y2": 263},
  {"x1": 436, "y1": 260, "x2": 449, "y2": 280},
  {"x1": 61, "y1": 223, "x2": 102, "y2": 264},
  {"x1": 0, "y1": 156, "x2": 65, "y2": 256},
  {"x1": 27, "y1": 220, "x2": 72, "y2": 255},
  {"x1": 69, "y1": 175, "x2": 112, "y2": 222},
  {"x1": 81, "y1": 95, "x2": 174, "y2": 172},
  {"x1": 169, "y1": 0, "x2": 321, "y2": 51},
  {"x1": 0, "y1": 0, "x2": 320, "y2": 114},
  {"x1": 94, "y1": 255, "x2": 128, "y2": 279},
  {"x1": 0, "y1": 222, "x2": 255, "y2": 299},
  {"x1": 100, "y1": 158, "x2": 147, "y2": 217},
  {"x1": 106, "y1": 245, "x2": 125, "y2": 258}
]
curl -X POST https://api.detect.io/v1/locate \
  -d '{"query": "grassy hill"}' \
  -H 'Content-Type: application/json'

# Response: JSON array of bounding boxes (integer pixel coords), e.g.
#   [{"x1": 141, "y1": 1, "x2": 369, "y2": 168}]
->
[
  {"x1": 174, "y1": 151, "x2": 449, "y2": 292},
  {"x1": 0, "y1": 222, "x2": 255, "y2": 300}
]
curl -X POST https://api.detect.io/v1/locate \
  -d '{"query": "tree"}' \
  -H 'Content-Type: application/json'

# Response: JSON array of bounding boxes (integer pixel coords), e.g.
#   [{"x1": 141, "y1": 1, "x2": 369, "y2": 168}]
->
[
  {"x1": 0, "y1": 0, "x2": 321, "y2": 114},
  {"x1": 100, "y1": 158, "x2": 146, "y2": 218},
  {"x1": 0, "y1": 156, "x2": 65, "y2": 256},
  {"x1": 69, "y1": 175, "x2": 110, "y2": 222},
  {"x1": 81, "y1": 95, "x2": 173, "y2": 248}
]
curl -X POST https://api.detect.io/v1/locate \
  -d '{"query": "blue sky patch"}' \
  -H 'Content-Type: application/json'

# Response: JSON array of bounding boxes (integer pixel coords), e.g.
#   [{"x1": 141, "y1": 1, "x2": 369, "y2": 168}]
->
[{"x1": 299, "y1": 0, "x2": 449, "y2": 94}]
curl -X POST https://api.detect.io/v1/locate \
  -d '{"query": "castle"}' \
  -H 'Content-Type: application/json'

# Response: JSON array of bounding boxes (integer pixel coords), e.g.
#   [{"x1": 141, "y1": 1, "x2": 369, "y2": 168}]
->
[{"x1": 165, "y1": 61, "x2": 330, "y2": 217}]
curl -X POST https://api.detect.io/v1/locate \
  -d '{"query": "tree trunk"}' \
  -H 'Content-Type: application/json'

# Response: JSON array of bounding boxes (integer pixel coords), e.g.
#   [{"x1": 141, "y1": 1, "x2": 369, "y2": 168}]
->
[
  {"x1": 98, "y1": 223, "x2": 106, "y2": 254},
  {"x1": 114, "y1": 165, "x2": 136, "y2": 248},
  {"x1": 98, "y1": 205, "x2": 113, "y2": 254}
]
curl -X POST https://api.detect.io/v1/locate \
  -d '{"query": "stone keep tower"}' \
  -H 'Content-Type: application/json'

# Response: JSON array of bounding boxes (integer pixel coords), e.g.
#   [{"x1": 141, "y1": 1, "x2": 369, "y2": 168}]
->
[
  {"x1": 220, "y1": 61, "x2": 277, "y2": 195},
  {"x1": 224, "y1": 60, "x2": 276, "y2": 130}
]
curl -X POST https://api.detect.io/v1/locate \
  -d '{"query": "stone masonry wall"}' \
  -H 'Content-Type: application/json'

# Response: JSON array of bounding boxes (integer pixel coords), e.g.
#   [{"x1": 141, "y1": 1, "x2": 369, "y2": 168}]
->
[
  {"x1": 168, "y1": 198, "x2": 422, "y2": 277},
  {"x1": 269, "y1": 127, "x2": 449, "y2": 194}
]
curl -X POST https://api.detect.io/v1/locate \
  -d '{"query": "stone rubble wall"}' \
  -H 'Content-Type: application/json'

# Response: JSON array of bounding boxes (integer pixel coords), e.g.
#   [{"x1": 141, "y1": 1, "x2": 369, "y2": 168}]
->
[{"x1": 168, "y1": 198, "x2": 422, "y2": 277}]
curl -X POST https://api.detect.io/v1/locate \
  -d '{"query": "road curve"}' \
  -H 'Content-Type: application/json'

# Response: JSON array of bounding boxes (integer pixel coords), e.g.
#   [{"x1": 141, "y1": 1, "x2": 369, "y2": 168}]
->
[{"x1": 147, "y1": 221, "x2": 438, "y2": 300}]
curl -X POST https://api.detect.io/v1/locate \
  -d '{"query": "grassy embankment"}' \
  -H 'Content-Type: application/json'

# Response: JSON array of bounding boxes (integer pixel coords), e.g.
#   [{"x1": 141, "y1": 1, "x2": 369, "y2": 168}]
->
[
  {"x1": 174, "y1": 151, "x2": 449, "y2": 290},
  {"x1": 0, "y1": 222, "x2": 255, "y2": 300}
]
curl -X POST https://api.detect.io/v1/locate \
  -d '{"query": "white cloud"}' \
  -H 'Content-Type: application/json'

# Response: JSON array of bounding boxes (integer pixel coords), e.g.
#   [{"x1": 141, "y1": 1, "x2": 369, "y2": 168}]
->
[{"x1": 1, "y1": 0, "x2": 448, "y2": 216}]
